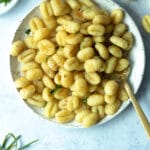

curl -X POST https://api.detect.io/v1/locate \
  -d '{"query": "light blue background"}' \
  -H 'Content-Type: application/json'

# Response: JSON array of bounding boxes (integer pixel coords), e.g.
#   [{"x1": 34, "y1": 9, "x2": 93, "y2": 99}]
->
[{"x1": 0, "y1": 0, "x2": 150, "y2": 149}]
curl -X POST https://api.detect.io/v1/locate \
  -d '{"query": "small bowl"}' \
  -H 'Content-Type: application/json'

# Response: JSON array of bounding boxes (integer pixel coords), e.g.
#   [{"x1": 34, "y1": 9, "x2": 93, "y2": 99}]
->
[{"x1": 0, "y1": 0, "x2": 19, "y2": 15}]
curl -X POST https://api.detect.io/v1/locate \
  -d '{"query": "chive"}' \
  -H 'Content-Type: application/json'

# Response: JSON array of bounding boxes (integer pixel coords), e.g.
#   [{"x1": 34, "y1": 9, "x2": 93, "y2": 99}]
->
[
  {"x1": 17, "y1": 139, "x2": 38, "y2": 150},
  {"x1": 51, "y1": 85, "x2": 62, "y2": 94},
  {"x1": 82, "y1": 98, "x2": 87, "y2": 103},
  {"x1": 56, "y1": 84, "x2": 62, "y2": 89},
  {"x1": 0, "y1": 0, "x2": 11, "y2": 6},
  {"x1": 25, "y1": 29, "x2": 31, "y2": 35},
  {"x1": 1, "y1": 133, "x2": 17, "y2": 150},
  {"x1": 0, "y1": 145, "x2": 2, "y2": 150},
  {"x1": 50, "y1": 89, "x2": 56, "y2": 94},
  {"x1": 0, "y1": 133, "x2": 38, "y2": 150},
  {"x1": 6, "y1": 135, "x2": 21, "y2": 150}
]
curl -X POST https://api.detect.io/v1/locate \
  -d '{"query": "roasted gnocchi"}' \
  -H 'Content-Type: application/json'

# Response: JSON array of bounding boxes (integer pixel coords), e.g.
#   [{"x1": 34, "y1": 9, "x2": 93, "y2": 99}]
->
[{"x1": 142, "y1": 14, "x2": 150, "y2": 33}]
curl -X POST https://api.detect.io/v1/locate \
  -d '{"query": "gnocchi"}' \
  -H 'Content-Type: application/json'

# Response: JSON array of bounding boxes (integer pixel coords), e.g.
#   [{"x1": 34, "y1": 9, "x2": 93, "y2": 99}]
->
[
  {"x1": 37, "y1": 39, "x2": 56, "y2": 56},
  {"x1": 93, "y1": 15, "x2": 110, "y2": 25},
  {"x1": 87, "y1": 94, "x2": 104, "y2": 106},
  {"x1": 113, "y1": 23, "x2": 127, "y2": 36},
  {"x1": 26, "y1": 68, "x2": 43, "y2": 81},
  {"x1": 111, "y1": 9, "x2": 124, "y2": 24},
  {"x1": 44, "y1": 101, "x2": 59, "y2": 118},
  {"x1": 75, "y1": 109, "x2": 91, "y2": 123},
  {"x1": 34, "y1": 28, "x2": 51, "y2": 43},
  {"x1": 42, "y1": 87, "x2": 54, "y2": 102},
  {"x1": 77, "y1": 47, "x2": 94, "y2": 62},
  {"x1": 66, "y1": 0, "x2": 80, "y2": 10},
  {"x1": 118, "y1": 88, "x2": 129, "y2": 101},
  {"x1": 73, "y1": 78, "x2": 88, "y2": 97},
  {"x1": 47, "y1": 57, "x2": 58, "y2": 72},
  {"x1": 82, "y1": 112, "x2": 99, "y2": 128},
  {"x1": 63, "y1": 44, "x2": 79, "y2": 58},
  {"x1": 43, "y1": 16, "x2": 57, "y2": 31},
  {"x1": 80, "y1": 22, "x2": 92, "y2": 35},
  {"x1": 63, "y1": 20, "x2": 81, "y2": 33},
  {"x1": 20, "y1": 85, "x2": 35, "y2": 99},
  {"x1": 40, "y1": 1, "x2": 53, "y2": 18},
  {"x1": 51, "y1": 0, "x2": 70, "y2": 16},
  {"x1": 15, "y1": 77, "x2": 31, "y2": 89},
  {"x1": 41, "y1": 62, "x2": 55, "y2": 78},
  {"x1": 33, "y1": 80, "x2": 44, "y2": 94},
  {"x1": 82, "y1": 7, "x2": 100, "y2": 20},
  {"x1": 42, "y1": 75, "x2": 56, "y2": 90},
  {"x1": 18, "y1": 49, "x2": 36, "y2": 63},
  {"x1": 105, "y1": 56, "x2": 118, "y2": 74},
  {"x1": 115, "y1": 58, "x2": 129, "y2": 72},
  {"x1": 95, "y1": 43, "x2": 109, "y2": 60},
  {"x1": 104, "y1": 80, "x2": 119, "y2": 96},
  {"x1": 85, "y1": 72, "x2": 101, "y2": 85},
  {"x1": 91, "y1": 105, "x2": 105, "y2": 119},
  {"x1": 67, "y1": 96, "x2": 80, "y2": 111},
  {"x1": 142, "y1": 14, "x2": 150, "y2": 33},
  {"x1": 64, "y1": 57, "x2": 80, "y2": 71},
  {"x1": 80, "y1": 37, "x2": 93, "y2": 49},
  {"x1": 27, "y1": 94, "x2": 46, "y2": 107},
  {"x1": 54, "y1": 88, "x2": 70, "y2": 100},
  {"x1": 108, "y1": 45, "x2": 122, "y2": 58},
  {"x1": 21, "y1": 61, "x2": 40, "y2": 73},
  {"x1": 29, "y1": 17, "x2": 45, "y2": 33},
  {"x1": 35, "y1": 51, "x2": 48, "y2": 64},
  {"x1": 55, "y1": 110, "x2": 75, "y2": 123},
  {"x1": 110, "y1": 36, "x2": 128, "y2": 50},
  {"x1": 66, "y1": 33, "x2": 83, "y2": 45},
  {"x1": 10, "y1": 41, "x2": 26, "y2": 56},
  {"x1": 122, "y1": 32, "x2": 134, "y2": 50},
  {"x1": 25, "y1": 36, "x2": 37, "y2": 49},
  {"x1": 88, "y1": 24, "x2": 105, "y2": 36},
  {"x1": 105, "y1": 100, "x2": 121, "y2": 115},
  {"x1": 61, "y1": 70, "x2": 74, "y2": 87}
]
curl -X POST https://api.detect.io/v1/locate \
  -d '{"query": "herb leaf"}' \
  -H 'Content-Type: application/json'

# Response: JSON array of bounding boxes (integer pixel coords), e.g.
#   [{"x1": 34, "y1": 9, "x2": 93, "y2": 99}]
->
[
  {"x1": 17, "y1": 139, "x2": 38, "y2": 150},
  {"x1": 6, "y1": 135, "x2": 21, "y2": 150},
  {"x1": 0, "y1": 133, "x2": 38, "y2": 150},
  {"x1": 82, "y1": 98, "x2": 87, "y2": 103},
  {"x1": 1, "y1": 133, "x2": 18, "y2": 150},
  {"x1": 0, "y1": 0, "x2": 11, "y2": 6},
  {"x1": 0, "y1": 145, "x2": 2, "y2": 150},
  {"x1": 25, "y1": 29, "x2": 31, "y2": 35},
  {"x1": 51, "y1": 84, "x2": 62, "y2": 94}
]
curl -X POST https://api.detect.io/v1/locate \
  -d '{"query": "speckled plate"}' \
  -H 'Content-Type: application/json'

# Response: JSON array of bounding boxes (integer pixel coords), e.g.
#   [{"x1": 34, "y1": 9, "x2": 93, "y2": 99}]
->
[{"x1": 9, "y1": 0, "x2": 145, "y2": 128}]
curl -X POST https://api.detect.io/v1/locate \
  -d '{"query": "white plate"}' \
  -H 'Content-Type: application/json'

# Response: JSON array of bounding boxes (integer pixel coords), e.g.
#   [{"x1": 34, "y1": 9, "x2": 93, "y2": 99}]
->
[
  {"x1": 0, "y1": 0, "x2": 18, "y2": 15},
  {"x1": 9, "y1": 0, "x2": 145, "y2": 128}
]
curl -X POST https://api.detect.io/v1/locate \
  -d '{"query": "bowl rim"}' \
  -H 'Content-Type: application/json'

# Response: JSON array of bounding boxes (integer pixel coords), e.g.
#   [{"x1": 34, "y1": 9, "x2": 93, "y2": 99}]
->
[{"x1": 0, "y1": 0, "x2": 19, "y2": 15}]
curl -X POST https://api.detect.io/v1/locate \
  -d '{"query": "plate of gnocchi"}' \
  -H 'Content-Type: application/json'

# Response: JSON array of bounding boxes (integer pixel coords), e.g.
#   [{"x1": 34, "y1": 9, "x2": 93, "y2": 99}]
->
[{"x1": 10, "y1": 0, "x2": 145, "y2": 128}]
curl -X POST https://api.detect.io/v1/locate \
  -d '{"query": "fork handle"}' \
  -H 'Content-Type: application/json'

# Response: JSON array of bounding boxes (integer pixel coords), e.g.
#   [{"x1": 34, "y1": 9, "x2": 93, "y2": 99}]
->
[{"x1": 124, "y1": 82, "x2": 150, "y2": 139}]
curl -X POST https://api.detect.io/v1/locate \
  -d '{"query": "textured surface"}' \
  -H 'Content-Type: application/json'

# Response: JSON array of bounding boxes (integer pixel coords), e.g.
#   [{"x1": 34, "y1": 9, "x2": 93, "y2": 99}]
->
[{"x1": 0, "y1": 0, "x2": 150, "y2": 149}]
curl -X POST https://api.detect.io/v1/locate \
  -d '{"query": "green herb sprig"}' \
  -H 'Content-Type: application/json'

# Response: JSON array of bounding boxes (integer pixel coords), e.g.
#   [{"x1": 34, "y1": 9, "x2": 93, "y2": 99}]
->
[
  {"x1": 25, "y1": 29, "x2": 31, "y2": 35},
  {"x1": 82, "y1": 98, "x2": 87, "y2": 103},
  {"x1": 51, "y1": 84, "x2": 62, "y2": 94},
  {"x1": 0, "y1": 133, "x2": 38, "y2": 150},
  {"x1": 0, "y1": 0, "x2": 11, "y2": 6}
]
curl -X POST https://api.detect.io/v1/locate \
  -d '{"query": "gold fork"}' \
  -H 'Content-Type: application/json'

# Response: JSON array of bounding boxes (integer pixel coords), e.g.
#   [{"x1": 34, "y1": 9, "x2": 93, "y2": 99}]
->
[
  {"x1": 124, "y1": 82, "x2": 150, "y2": 139},
  {"x1": 106, "y1": 68, "x2": 150, "y2": 139}
]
